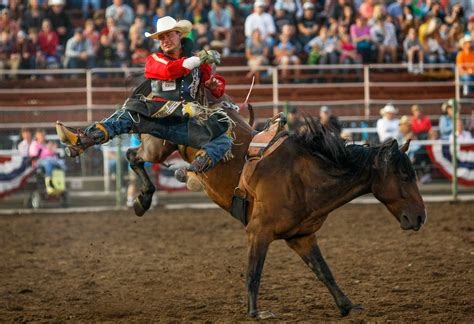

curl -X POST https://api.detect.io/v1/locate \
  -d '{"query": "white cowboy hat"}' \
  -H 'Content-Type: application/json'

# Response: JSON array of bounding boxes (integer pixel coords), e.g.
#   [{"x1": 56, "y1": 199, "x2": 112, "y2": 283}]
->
[
  {"x1": 144, "y1": 16, "x2": 192, "y2": 39},
  {"x1": 49, "y1": 0, "x2": 65, "y2": 6},
  {"x1": 459, "y1": 35, "x2": 472, "y2": 47},
  {"x1": 380, "y1": 103, "x2": 397, "y2": 115}
]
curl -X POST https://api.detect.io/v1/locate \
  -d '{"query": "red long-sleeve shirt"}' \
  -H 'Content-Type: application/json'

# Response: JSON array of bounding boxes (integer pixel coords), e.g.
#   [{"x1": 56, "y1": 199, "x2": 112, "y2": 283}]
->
[
  {"x1": 411, "y1": 116, "x2": 432, "y2": 135},
  {"x1": 144, "y1": 52, "x2": 225, "y2": 98},
  {"x1": 38, "y1": 31, "x2": 59, "y2": 56}
]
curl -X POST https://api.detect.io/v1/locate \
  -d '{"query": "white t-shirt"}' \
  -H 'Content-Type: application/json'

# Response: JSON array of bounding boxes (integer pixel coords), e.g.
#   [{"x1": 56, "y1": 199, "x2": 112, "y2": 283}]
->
[
  {"x1": 244, "y1": 12, "x2": 276, "y2": 39},
  {"x1": 377, "y1": 118, "x2": 400, "y2": 142}
]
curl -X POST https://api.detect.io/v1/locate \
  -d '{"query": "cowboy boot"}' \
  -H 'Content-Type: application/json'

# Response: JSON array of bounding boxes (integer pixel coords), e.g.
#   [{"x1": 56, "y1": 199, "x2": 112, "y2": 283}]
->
[
  {"x1": 174, "y1": 150, "x2": 214, "y2": 183},
  {"x1": 56, "y1": 121, "x2": 109, "y2": 157}
]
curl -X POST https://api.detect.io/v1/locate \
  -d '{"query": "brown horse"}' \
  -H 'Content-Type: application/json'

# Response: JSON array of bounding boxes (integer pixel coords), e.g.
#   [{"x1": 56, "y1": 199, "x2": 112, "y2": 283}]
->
[{"x1": 126, "y1": 85, "x2": 427, "y2": 319}]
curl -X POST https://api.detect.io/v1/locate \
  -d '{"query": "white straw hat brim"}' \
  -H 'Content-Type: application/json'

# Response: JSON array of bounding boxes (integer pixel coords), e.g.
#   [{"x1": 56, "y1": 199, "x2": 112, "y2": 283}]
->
[{"x1": 145, "y1": 19, "x2": 192, "y2": 39}]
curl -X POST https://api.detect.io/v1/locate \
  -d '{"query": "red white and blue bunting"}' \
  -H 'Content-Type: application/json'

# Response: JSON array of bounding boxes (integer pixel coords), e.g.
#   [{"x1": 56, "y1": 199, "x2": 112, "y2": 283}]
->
[
  {"x1": 0, "y1": 155, "x2": 34, "y2": 198},
  {"x1": 426, "y1": 143, "x2": 474, "y2": 186}
]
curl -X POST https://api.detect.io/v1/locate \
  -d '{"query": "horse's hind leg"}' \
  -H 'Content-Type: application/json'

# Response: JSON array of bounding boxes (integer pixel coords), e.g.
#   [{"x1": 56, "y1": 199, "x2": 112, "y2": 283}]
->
[
  {"x1": 126, "y1": 147, "x2": 155, "y2": 217},
  {"x1": 286, "y1": 234, "x2": 363, "y2": 316}
]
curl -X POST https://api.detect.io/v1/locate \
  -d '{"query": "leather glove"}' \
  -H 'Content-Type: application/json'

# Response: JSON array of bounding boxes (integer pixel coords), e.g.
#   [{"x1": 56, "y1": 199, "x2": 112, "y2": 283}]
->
[{"x1": 198, "y1": 50, "x2": 221, "y2": 65}]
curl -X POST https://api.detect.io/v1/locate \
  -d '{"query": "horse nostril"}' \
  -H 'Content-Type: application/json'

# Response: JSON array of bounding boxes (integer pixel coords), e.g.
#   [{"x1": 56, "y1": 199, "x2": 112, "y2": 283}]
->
[
  {"x1": 402, "y1": 215, "x2": 409, "y2": 223},
  {"x1": 417, "y1": 215, "x2": 423, "y2": 226}
]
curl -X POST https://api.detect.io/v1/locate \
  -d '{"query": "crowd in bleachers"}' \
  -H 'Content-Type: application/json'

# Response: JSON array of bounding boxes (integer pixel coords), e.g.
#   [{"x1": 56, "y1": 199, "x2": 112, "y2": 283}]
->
[{"x1": 1, "y1": 0, "x2": 474, "y2": 77}]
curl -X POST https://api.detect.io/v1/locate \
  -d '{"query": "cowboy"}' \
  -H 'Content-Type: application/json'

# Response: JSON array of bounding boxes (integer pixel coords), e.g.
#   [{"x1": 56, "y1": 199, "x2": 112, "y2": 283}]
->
[{"x1": 56, "y1": 16, "x2": 231, "y2": 176}]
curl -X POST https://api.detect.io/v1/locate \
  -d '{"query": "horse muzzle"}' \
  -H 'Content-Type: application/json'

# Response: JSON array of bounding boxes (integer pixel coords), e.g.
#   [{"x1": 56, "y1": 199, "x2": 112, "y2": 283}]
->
[{"x1": 400, "y1": 209, "x2": 427, "y2": 231}]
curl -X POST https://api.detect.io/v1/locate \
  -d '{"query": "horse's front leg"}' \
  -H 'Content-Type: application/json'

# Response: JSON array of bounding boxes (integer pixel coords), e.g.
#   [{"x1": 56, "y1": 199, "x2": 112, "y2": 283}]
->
[
  {"x1": 246, "y1": 227, "x2": 275, "y2": 319},
  {"x1": 286, "y1": 234, "x2": 363, "y2": 316},
  {"x1": 126, "y1": 147, "x2": 155, "y2": 217}
]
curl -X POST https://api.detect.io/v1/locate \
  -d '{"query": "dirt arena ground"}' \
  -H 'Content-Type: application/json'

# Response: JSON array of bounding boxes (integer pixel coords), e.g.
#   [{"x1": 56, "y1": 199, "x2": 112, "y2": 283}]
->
[{"x1": 1, "y1": 201, "x2": 473, "y2": 322}]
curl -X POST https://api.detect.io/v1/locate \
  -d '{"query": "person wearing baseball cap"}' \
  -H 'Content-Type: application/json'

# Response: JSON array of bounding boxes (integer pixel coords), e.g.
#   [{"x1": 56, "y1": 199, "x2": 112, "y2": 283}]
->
[{"x1": 57, "y1": 16, "x2": 230, "y2": 178}]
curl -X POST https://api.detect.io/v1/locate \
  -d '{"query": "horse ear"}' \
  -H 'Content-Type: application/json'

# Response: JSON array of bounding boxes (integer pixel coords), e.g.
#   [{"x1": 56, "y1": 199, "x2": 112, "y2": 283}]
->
[{"x1": 399, "y1": 139, "x2": 411, "y2": 153}]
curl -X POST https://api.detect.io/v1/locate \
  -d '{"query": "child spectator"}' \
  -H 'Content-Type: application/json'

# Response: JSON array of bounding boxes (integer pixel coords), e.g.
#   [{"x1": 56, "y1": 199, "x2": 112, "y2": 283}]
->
[
  {"x1": 403, "y1": 27, "x2": 423, "y2": 73},
  {"x1": 115, "y1": 39, "x2": 130, "y2": 68},
  {"x1": 306, "y1": 25, "x2": 339, "y2": 65},
  {"x1": 96, "y1": 33, "x2": 116, "y2": 68},
  {"x1": 410, "y1": 105, "x2": 432, "y2": 140},
  {"x1": 245, "y1": 29, "x2": 269, "y2": 83},
  {"x1": 83, "y1": 19, "x2": 100, "y2": 53},
  {"x1": 370, "y1": 16, "x2": 398, "y2": 63},
  {"x1": 339, "y1": 30, "x2": 361, "y2": 64}
]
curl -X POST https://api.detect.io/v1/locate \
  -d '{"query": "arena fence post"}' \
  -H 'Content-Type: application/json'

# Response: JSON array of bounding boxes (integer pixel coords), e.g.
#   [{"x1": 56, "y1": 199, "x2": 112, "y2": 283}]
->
[
  {"x1": 364, "y1": 65, "x2": 370, "y2": 119},
  {"x1": 86, "y1": 69, "x2": 93, "y2": 123},
  {"x1": 272, "y1": 67, "x2": 279, "y2": 115},
  {"x1": 452, "y1": 67, "x2": 460, "y2": 201},
  {"x1": 115, "y1": 137, "x2": 123, "y2": 208}
]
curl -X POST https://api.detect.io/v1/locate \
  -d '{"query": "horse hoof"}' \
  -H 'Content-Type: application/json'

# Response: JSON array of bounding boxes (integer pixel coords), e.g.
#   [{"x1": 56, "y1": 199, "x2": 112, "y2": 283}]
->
[
  {"x1": 174, "y1": 168, "x2": 188, "y2": 183},
  {"x1": 340, "y1": 304, "x2": 363, "y2": 317},
  {"x1": 133, "y1": 198, "x2": 147, "y2": 217},
  {"x1": 249, "y1": 311, "x2": 276, "y2": 320}
]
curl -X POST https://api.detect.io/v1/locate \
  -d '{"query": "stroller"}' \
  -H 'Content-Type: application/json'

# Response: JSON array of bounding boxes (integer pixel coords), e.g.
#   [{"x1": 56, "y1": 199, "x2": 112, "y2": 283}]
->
[{"x1": 25, "y1": 163, "x2": 68, "y2": 209}]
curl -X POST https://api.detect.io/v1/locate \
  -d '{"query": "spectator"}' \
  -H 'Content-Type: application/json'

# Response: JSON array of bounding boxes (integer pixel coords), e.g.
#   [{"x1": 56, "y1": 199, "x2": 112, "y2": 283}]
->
[
  {"x1": 287, "y1": 106, "x2": 304, "y2": 134},
  {"x1": 193, "y1": 22, "x2": 213, "y2": 51},
  {"x1": 22, "y1": 0, "x2": 46, "y2": 31},
  {"x1": 376, "y1": 103, "x2": 400, "y2": 142},
  {"x1": 339, "y1": 29, "x2": 361, "y2": 64},
  {"x1": 83, "y1": 19, "x2": 100, "y2": 53},
  {"x1": 184, "y1": 1, "x2": 209, "y2": 26},
  {"x1": 115, "y1": 39, "x2": 130, "y2": 68},
  {"x1": 161, "y1": 0, "x2": 184, "y2": 20},
  {"x1": 27, "y1": 27, "x2": 41, "y2": 70},
  {"x1": 96, "y1": 33, "x2": 116, "y2": 68},
  {"x1": 64, "y1": 27, "x2": 94, "y2": 69},
  {"x1": 319, "y1": 106, "x2": 342, "y2": 135},
  {"x1": 105, "y1": 0, "x2": 134, "y2": 34},
  {"x1": 245, "y1": 29, "x2": 270, "y2": 83},
  {"x1": 46, "y1": 0, "x2": 73, "y2": 49},
  {"x1": 387, "y1": 0, "x2": 404, "y2": 22},
  {"x1": 359, "y1": 0, "x2": 375, "y2": 20},
  {"x1": 29, "y1": 129, "x2": 65, "y2": 193},
  {"x1": 456, "y1": 35, "x2": 474, "y2": 96},
  {"x1": 370, "y1": 16, "x2": 398, "y2": 63},
  {"x1": 82, "y1": 0, "x2": 101, "y2": 19},
  {"x1": 399, "y1": 5, "x2": 416, "y2": 40},
  {"x1": 129, "y1": 30, "x2": 150, "y2": 67},
  {"x1": 101, "y1": 16, "x2": 123, "y2": 44},
  {"x1": 278, "y1": 0, "x2": 303, "y2": 18},
  {"x1": 135, "y1": 3, "x2": 151, "y2": 29},
  {"x1": 208, "y1": 0, "x2": 232, "y2": 57},
  {"x1": 338, "y1": 4, "x2": 356, "y2": 32},
  {"x1": 17, "y1": 127, "x2": 33, "y2": 157},
  {"x1": 410, "y1": 105, "x2": 432, "y2": 140},
  {"x1": 245, "y1": 0, "x2": 276, "y2": 47},
  {"x1": 0, "y1": 8, "x2": 19, "y2": 40},
  {"x1": 297, "y1": 1, "x2": 319, "y2": 46},
  {"x1": 403, "y1": 27, "x2": 424, "y2": 73},
  {"x1": 93, "y1": 10, "x2": 106, "y2": 31},
  {"x1": 397, "y1": 115, "x2": 414, "y2": 143},
  {"x1": 0, "y1": 30, "x2": 13, "y2": 76},
  {"x1": 273, "y1": 2, "x2": 296, "y2": 34},
  {"x1": 37, "y1": 19, "x2": 59, "y2": 68},
  {"x1": 306, "y1": 25, "x2": 339, "y2": 65},
  {"x1": 350, "y1": 16, "x2": 373, "y2": 63},
  {"x1": 274, "y1": 26, "x2": 301, "y2": 81},
  {"x1": 419, "y1": 14, "x2": 446, "y2": 64},
  {"x1": 439, "y1": 99, "x2": 455, "y2": 139}
]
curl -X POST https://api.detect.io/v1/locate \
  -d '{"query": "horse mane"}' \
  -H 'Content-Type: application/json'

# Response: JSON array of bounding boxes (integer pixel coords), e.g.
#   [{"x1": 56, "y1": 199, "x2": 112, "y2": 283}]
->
[{"x1": 290, "y1": 116, "x2": 416, "y2": 180}]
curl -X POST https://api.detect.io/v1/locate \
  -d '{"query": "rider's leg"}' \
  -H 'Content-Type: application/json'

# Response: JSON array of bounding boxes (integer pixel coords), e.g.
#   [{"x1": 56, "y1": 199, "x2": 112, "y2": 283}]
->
[
  {"x1": 56, "y1": 110, "x2": 134, "y2": 157},
  {"x1": 189, "y1": 132, "x2": 233, "y2": 172}
]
